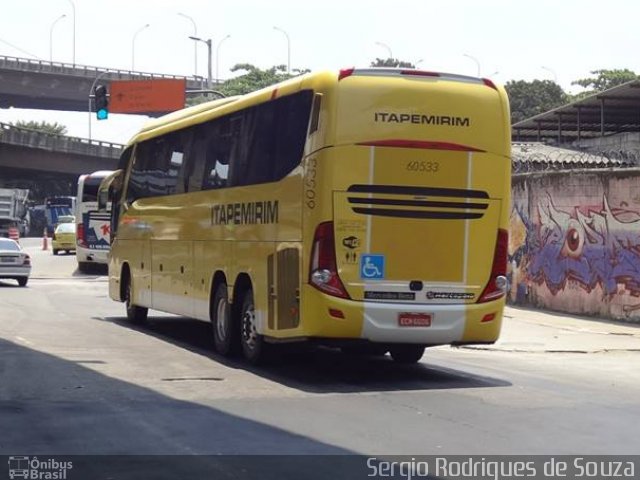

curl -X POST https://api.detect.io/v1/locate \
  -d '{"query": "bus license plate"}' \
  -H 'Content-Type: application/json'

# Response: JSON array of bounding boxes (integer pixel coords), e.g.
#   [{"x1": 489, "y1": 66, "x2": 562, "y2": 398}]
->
[{"x1": 398, "y1": 312, "x2": 432, "y2": 327}]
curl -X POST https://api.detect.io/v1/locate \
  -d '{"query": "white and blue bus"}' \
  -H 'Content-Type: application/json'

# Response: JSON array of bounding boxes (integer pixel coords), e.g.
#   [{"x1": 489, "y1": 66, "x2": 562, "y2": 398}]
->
[
  {"x1": 44, "y1": 195, "x2": 76, "y2": 236},
  {"x1": 76, "y1": 171, "x2": 113, "y2": 272}
]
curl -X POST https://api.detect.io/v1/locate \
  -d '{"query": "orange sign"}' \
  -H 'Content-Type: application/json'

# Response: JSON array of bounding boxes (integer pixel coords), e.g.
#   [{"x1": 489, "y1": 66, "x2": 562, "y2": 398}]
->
[{"x1": 109, "y1": 79, "x2": 186, "y2": 114}]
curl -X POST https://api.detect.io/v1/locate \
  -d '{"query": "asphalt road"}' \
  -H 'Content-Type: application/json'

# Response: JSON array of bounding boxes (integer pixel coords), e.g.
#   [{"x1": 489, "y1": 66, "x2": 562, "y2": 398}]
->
[{"x1": 1, "y1": 239, "x2": 639, "y2": 476}]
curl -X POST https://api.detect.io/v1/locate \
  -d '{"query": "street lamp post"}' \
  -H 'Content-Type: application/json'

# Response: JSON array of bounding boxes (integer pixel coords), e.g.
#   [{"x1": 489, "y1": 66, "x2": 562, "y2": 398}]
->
[
  {"x1": 189, "y1": 36, "x2": 212, "y2": 89},
  {"x1": 178, "y1": 13, "x2": 197, "y2": 77},
  {"x1": 273, "y1": 26, "x2": 290, "y2": 74},
  {"x1": 216, "y1": 35, "x2": 231, "y2": 83},
  {"x1": 463, "y1": 53, "x2": 481, "y2": 77},
  {"x1": 375, "y1": 41, "x2": 393, "y2": 59},
  {"x1": 541, "y1": 66, "x2": 558, "y2": 83},
  {"x1": 66, "y1": 0, "x2": 76, "y2": 65},
  {"x1": 131, "y1": 24, "x2": 150, "y2": 71},
  {"x1": 49, "y1": 14, "x2": 67, "y2": 62}
]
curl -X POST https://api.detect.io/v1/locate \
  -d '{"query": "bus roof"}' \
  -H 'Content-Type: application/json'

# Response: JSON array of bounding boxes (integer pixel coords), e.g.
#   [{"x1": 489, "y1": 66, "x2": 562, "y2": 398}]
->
[
  {"x1": 124, "y1": 68, "x2": 503, "y2": 148},
  {"x1": 125, "y1": 73, "x2": 318, "y2": 147}
]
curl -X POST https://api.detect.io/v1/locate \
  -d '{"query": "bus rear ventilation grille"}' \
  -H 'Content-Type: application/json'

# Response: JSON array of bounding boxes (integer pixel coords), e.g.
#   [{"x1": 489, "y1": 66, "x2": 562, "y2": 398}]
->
[{"x1": 346, "y1": 184, "x2": 489, "y2": 220}]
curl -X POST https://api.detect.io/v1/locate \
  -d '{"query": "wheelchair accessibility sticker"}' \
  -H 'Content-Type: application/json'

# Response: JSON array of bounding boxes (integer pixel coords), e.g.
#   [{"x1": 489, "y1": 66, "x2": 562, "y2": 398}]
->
[{"x1": 360, "y1": 254, "x2": 385, "y2": 280}]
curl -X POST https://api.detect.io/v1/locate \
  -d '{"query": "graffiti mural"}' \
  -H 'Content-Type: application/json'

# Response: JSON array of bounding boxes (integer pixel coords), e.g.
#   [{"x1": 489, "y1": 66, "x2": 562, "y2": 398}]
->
[
  {"x1": 531, "y1": 194, "x2": 640, "y2": 296},
  {"x1": 509, "y1": 176, "x2": 640, "y2": 320}
]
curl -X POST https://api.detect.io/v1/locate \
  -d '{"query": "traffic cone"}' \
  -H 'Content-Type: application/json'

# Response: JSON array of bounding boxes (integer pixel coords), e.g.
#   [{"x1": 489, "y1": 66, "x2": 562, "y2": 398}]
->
[
  {"x1": 42, "y1": 228, "x2": 49, "y2": 250},
  {"x1": 8, "y1": 226, "x2": 19, "y2": 243}
]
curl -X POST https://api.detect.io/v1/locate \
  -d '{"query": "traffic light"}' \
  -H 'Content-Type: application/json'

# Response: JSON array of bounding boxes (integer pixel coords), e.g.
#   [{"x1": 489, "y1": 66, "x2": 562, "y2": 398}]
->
[{"x1": 94, "y1": 85, "x2": 109, "y2": 120}]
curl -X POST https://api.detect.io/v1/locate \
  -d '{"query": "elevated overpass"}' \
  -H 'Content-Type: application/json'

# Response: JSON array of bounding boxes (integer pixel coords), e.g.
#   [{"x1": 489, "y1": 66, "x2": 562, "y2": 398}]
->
[
  {"x1": 0, "y1": 55, "x2": 204, "y2": 112},
  {"x1": 0, "y1": 121, "x2": 123, "y2": 200},
  {"x1": 0, "y1": 121, "x2": 122, "y2": 174}
]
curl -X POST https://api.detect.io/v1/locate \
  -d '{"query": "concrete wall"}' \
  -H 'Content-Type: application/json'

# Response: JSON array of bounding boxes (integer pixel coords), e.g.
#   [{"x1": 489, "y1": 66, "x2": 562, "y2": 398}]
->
[
  {"x1": 574, "y1": 132, "x2": 640, "y2": 152},
  {"x1": 509, "y1": 168, "x2": 640, "y2": 321}
]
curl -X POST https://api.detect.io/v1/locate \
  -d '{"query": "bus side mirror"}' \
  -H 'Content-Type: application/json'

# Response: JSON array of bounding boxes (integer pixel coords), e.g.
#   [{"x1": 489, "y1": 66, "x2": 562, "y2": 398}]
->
[{"x1": 98, "y1": 169, "x2": 123, "y2": 212}]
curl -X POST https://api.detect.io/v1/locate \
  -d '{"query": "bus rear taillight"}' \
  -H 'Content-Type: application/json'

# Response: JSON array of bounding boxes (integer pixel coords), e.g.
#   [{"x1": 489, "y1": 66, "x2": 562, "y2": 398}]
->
[
  {"x1": 309, "y1": 222, "x2": 350, "y2": 299},
  {"x1": 478, "y1": 229, "x2": 508, "y2": 303},
  {"x1": 76, "y1": 223, "x2": 86, "y2": 247},
  {"x1": 338, "y1": 68, "x2": 355, "y2": 81}
]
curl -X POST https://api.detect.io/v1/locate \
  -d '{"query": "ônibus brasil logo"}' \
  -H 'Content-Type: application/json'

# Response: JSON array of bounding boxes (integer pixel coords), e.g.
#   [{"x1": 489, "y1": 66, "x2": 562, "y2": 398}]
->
[{"x1": 8, "y1": 456, "x2": 73, "y2": 479}]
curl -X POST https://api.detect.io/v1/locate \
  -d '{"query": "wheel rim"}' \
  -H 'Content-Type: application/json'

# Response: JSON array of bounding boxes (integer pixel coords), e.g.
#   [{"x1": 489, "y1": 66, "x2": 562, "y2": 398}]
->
[
  {"x1": 241, "y1": 305, "x2": 257, "y2": 351},
  {"x1": 216, "y1": 297, "x2": 228, "y2": 341}
]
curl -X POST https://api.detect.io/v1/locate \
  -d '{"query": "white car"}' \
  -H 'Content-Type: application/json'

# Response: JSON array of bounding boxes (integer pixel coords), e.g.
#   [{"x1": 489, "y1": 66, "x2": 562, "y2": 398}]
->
[{"x1": 0, "y1": 238, "x2": 31, "y2": 287}]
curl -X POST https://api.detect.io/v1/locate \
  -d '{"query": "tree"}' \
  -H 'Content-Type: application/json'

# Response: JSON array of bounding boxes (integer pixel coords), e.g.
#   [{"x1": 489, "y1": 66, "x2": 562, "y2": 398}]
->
[
  {"x1": 186, "y1": 64, "x2": 310, "y2": 106},
  {"x1": 11, "y1": 120, "x2": 68, "y2": 135},
  {"x1": 571, "y1": 69, "x2": 638, "y2": 94},
  {"x1": 504, "y1": 80, "x2": 569, "y2": 124},
  {"x1": 370, "y1": 58, "x2": 415, "y2": 69},
  {"x1": 219, "y1": 63, "x2": 295, "y2": 96}
]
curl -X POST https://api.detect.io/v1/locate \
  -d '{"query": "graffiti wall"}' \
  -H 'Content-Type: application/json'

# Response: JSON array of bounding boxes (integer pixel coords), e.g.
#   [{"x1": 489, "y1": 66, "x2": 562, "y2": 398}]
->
[{"x1": 509, "y1": 170, "x2": 640, "y2": 321}]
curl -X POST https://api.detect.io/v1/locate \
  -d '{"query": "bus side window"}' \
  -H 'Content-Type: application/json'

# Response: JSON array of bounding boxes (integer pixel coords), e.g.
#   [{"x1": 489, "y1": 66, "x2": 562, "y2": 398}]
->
[
  {"x1": 113, "y1": 147, "x2": 132, "y2": 237},
  {"x1": 229, "y1": 90, "x2": 314, "y2": 188},
  {"x1": 187, "y1": 131, "x2": 206, "y2": 193},
  {"x1": 127, "y1": 144, "x2": 147, "y2": 204},
  {"x1": 202, "y1": 118, "x2": 233, "y2": 191},
  {"x1": 128, "y1": 133, "x2": 188, "y2": 200},
  {"x1": 272, "y1": 90, "x2": 314, "y2": 180},
  {"x1": 178, "y1": 128, "x2": 197, "y2": 194}
]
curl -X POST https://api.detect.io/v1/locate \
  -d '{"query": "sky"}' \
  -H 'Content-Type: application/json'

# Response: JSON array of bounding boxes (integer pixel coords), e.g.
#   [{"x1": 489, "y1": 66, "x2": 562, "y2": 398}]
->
[{"x1": 1, "y1": 0, "x2": 639, "y2": 143}]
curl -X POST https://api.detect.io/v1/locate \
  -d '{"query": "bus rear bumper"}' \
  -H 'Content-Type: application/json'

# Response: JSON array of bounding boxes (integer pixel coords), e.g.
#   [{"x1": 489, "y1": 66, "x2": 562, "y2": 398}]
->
[
  {"x1": 362, "y1": 302, "x2": 464, "y2": 345},
  {"x1": 76, "y1": 246, "x2": 109, "y2": 265},
  {"x1": 360, "y1": 300, "x2": 503, "y2": 345},
  {"x1": 303, "y1": 287, "x2": 504, "y2": 345},
  {"x1": 367, "y1": 299, "x2": 505, "y2": 345}
]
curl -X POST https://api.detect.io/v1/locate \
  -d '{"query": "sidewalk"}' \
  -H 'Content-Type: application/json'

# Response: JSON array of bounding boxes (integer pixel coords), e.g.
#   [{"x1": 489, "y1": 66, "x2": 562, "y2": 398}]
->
[{"x1": 462, "y1": 306, "x2": 640, "y2": 353}]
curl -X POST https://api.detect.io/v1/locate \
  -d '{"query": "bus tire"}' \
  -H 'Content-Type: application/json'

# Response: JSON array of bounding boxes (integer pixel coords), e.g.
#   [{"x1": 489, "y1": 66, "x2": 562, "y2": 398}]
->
[
  {"x1": 389, "y1": 345, "x2": 425, "y2": 364},
  {"x1": 211, "y1": 282, "x2": 237, "y2": 356},
  {"x1": 124, "y1": 272, "x2": 147, "y2": 324},
  {"x1": 78, "y1": 262, "x2": 90, "y2": 273},
  {"x1": 239, "y1": 288, "x2": 269, "y2": 365},
  {"x1": 17, "y1": 277, "x2": 28, "y2": 287},
  {"x1": 53, "y1": 249, "x2": 59, "y2": 256}
]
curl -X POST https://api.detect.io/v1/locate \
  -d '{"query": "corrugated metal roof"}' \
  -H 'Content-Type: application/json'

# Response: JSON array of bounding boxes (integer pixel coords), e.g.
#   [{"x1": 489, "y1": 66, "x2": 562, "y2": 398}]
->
[
  {"x1": 512, "y1": 80, "x2": 640, "y2": 142},
  {"x1": 511, "y1": 142, "x2": 635, "y2": 173}
]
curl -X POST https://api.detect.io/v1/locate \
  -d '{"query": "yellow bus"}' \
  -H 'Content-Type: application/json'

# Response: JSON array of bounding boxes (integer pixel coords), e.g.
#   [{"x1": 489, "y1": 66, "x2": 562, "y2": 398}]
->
[{"x1": 99, "y1": 68, "x2": 511, "y2": 365}]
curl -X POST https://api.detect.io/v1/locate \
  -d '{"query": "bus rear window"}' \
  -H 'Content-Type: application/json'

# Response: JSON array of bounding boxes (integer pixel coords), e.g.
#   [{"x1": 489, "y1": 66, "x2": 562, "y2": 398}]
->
[{"x1": 82, "y1": 178, "x2": 102, "y2": 202}]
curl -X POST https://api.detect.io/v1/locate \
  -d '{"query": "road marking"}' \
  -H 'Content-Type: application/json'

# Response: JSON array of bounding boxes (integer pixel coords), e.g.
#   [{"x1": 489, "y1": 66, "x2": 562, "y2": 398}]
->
[{"x1": 15, "y1": 336, "x2": 34, "y2": 346}]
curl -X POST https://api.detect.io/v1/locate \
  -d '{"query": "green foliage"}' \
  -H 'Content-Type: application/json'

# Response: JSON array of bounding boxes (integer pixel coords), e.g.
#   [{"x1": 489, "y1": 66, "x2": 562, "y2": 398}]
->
[
  {"x1": 370, "y1": 58, "x2": 415, "y2": 69},
  {"x1": 12, "y1": 120, "x2": 68, "y2": 135},
  {"x1": 505, "y1": 80, "x2": 569, "y2": 124},
  {"x1": 571, "y1": 69, "x2": 638, "y2": 94},
  {"x1": 186, "y1": 64, "x2": 311, "y2": 106},
  {"x1": 219, "y1": 63, "x2": 295, "y2": 96}
]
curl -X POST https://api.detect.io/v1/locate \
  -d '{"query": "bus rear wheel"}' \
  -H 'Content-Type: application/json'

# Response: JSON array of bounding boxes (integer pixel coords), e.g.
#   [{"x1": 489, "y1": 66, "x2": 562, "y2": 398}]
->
[
  {"x1": 211, "y1": 282, "x2": 237, "y2": 356},
  {"x1": 124, "y1": 273, "x2": 148, "y2": 324},
  {"x1": 239, "y1": 289, "x2": 270, "y2": 364},
  {"x1": 389, "y1": 345, "x2": 425, "y2": 364}
]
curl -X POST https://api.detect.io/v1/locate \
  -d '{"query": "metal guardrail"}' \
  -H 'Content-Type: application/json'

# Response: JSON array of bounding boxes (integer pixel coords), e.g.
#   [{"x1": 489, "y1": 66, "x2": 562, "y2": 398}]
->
[
  {"x1": 0, "y1": 121, "x2": 123, "y2": 159},
  {"x1": 0, "y1": 54, "x2": 205, "y2": 88}
]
